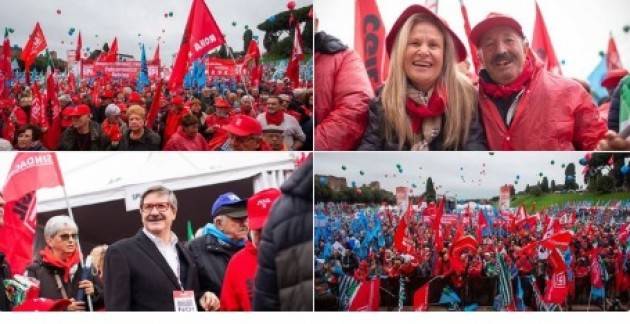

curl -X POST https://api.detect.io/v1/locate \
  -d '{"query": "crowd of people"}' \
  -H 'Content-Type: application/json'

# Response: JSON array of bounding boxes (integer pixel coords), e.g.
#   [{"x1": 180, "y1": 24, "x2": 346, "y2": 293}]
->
[
  {"x1": 314, "y1": 202, "x2": 630, "y2": 311},
  {"x1": 0, "y1": 155, "x2": 313, "y2": 311},
  {"x1": 314, "y1": 4, "x2": 630, "y2": 151},
  {"x1": 0, "y1": 75, "x2": 313, "y2": 151}
]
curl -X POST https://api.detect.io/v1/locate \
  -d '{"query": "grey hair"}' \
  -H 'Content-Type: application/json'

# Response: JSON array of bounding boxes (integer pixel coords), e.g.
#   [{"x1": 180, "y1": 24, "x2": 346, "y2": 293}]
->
[
  {"x1": 240, "y1": 95, "x2": 254, "y2": 103},
  {"x1": 44, "y1": 215, "x2": 78, "y2": 240},
  {"x1": 140, "y1": 185, "x2": 178, "y2": 211}
]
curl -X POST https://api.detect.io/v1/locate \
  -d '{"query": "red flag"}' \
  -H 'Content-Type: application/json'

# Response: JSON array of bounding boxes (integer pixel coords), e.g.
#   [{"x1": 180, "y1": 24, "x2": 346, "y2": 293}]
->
[
  {"x1": 459, "y1": 0, "x2": 481, "y2": 74},
  {"x1": 108, "y1": 37, "x2": 118, "y2": 62},
  {"x1": 169, "y1": 0, "x2": 226, "y2": 88},
  {"x1": 75, "y1": 32, "x2": 82, "y2": 62},
  {"x1": 547, "y1": 247, "x2": 567, "y2": 273},
  {"x1": 2, "y1": 152, "x2": 64, "y2": 202},
  {"x1": 146, "y1": 79, "x2": 163, "y2": 129},
  {"x1": 244, "y1": 40, "x2": 261, "y2": 65},
  {"x1": 21, "y1": 22, "x2": 47, "y2": 68},
  {"x1": 607, "y1": 34, "x2": 623, "y2": 70},
  {"x1": 450, "y1": 235, "x2": 478, "y2": 273},
  {"x1": 432, "y1": 197, "x2": 445, "y2": 251},
  {"x1": 348, "y1": 279, "x2": 380, "y2": 311},
  {"x1": 152, "y1": 43, "x2": 161, "y2": 66},
  {"x1": 1, "y1": 31, "x2": 12, "y2": 98},
  {"x1": 413, "y1": 282, "x2": 430, "y2": 311},
  {"x1": 590, "y1": 254, "x2": 604, "y2": 288},
  {"x1": 41, "y1": 71, "x2": 62, "y2": 150},
  {"x1": 531, "y1": 2, "x2": 562, "y2": 75},
  {"x1": 354, "y1": 0, "x2": 389, "y2": 90},
  {"x1": 286, "y1": 21, "x2": 304, "y2": 88},
  {"x1": 29, "y1": 83, "x2": 47, "y2": 130},
  {"x1": 541, "y1": 230, "x2": 573, "y2": 250},
  {"x1": 393, "y1": 204, "x2": 413, "y2": 253},
  {"x1": 0, "y1": 192, "x2": 37, "y2": 275},
  {"x1": 543, "y1": 271, "x2": 569, "y2": 304}
]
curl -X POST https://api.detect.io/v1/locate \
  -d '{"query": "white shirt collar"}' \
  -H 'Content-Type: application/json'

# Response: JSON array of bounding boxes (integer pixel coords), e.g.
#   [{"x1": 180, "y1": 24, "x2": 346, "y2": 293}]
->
[{"x1": 143, "y1": 228, "x2": 178, "y2": 247}]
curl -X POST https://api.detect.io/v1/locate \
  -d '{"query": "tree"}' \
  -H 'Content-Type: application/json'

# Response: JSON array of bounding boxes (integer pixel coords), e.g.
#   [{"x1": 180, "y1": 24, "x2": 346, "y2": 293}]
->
[
  {"x1": 243, "y1": 27, "x2": 253, "y2": 53},
  {"x1": 597, "y1": 175, "x2": 615, "y2": 194},
  {"x1": 530, "y1": 185, "x2": 543, "y2": 197},
  {"x1": 425, "y1": 177, "x2": 436, "y2": 202},
  {"x1": 551, "y1": 180, "x2": 556, "y2": 192},
  {"x1": 565, "y1": 163, "x2": 578, "y2": 190},
  {"x1": 525, "y1": 184, "x2": 530, "y2": 193},
  {"x1": 102, "y1": 42, "x2": 109, "y2": 53},
  {"x1": 541, "y1": 177, "x2": 549, "y2": 193},
  {"x1": 510, "y1": 185, "x2": 516, "y2": 197}
]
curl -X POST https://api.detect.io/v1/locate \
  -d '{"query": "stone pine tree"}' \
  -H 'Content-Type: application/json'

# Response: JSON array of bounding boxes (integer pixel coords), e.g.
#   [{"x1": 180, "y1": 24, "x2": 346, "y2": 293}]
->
[
  {"x1": 565, "y1": 163, "x2": 578, "y2": 190},
  {"x1": 551, "y1": 180, "x2": 556, "y2": 192},
  {"x1": 425, "y1": 177, "x2": 436, "y2": 202},
  {"x1": 541, "y1": 177, "x2": 549, "y2": 193}
]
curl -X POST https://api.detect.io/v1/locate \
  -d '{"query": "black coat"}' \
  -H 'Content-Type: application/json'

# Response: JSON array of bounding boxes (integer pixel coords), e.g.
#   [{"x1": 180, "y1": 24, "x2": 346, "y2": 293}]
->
[
  {"x1": 115, "y1": 127, "x2": 162, "y2": 151},
  {"x1": 104, "y1": 230, "x2": 200, "y2": 311},
  {"x1": 254, "y1": 155, "x2": 313, "y2": 311},
  {"x1": 607, "y1": 82, "x2": 622, "y2": 132},
  {"x1": 26, "y1": 255, "x2": 104, "y2": 309},
  {"x1": 357, "y1": 95, "x2": 487, "y2": 151},
  {"x1": 0, "y1": 252, "x2": 11, "y2": 311},
  {"x1": 186, "y1": 233, "x2": 242, "y2": 295},
  {"x1": 58, "y1": 121, "x2": 111, "y2": 151}
]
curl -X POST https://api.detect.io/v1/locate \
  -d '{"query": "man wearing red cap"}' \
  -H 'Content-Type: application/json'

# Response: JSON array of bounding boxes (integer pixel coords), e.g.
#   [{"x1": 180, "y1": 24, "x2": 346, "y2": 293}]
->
[
  {"x1": 220, "y1": 188, "x2": 281, "y2": 311},
  {"x1": 205, "y1": 97, "x2": 234, "y2": 150},
  {"x1": 161, "y1": 96, "x2": 191, "y2": 147},
  {"x1": 222, "y1": 114, "x2": 268, "y2": 151},
  {"x1": 470, "y1": 13, "x2": 606, "y2": 150},
  {"x1": 58, "y1": 104, "x2": 110, "y2": 150}
]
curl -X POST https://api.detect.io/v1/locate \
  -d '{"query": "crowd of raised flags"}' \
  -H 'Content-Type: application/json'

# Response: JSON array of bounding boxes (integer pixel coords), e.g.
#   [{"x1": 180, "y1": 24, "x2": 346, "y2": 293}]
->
[{"x1": 314, "y1": 200, "x2": 630, "y2": 311}]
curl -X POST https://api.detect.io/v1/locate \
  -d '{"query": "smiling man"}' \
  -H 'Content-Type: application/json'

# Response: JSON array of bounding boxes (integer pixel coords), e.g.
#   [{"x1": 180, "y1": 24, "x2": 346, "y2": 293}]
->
[
  {"x1": 104, "y1": 186, "x2": 219, "y2": 311},
  {"x1": 471, "y1": 13, "x2": 606, "y2": 151}
]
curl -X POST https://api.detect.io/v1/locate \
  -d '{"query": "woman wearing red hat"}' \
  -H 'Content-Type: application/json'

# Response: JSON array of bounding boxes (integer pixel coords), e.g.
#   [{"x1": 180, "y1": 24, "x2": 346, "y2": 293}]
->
[{"x1": 358, "y1": 5, "x2": 486, "y2": 151}]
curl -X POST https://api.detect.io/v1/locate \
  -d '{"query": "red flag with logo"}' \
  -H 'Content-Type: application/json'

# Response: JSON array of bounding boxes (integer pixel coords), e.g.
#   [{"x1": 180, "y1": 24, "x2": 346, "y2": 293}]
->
[
  {"x1": 607, "y1": 34, "x2": 623, "y2": 70},
  {"x1": 41, "y1": 70, "x2": 62, "y2": 150},
  {"x1": 460, "y1": 0, "x2": 481, "y2": 74},
  {"x1": 146, "y1": 79, "x2": 163, "y2": 129},
  {"x1": 21, "y1": 22, "x2": 47, "y2": 68},
  {"x1": 413, "y1": 282, "x2": 430, "y2": 311},
  {"x1": 543, "y1": 271, "x2": 569, "y2": 304},
  {"x1": 169, "y1": 0, "x2": 226, "y2": 89},
  {"x1": 348, "y1": 278, "x2": 380, "y2": 311},
  {"x1": 286, "y1": 21, "x2": 304, "y2": 88},
  {"x1": 354, "y1": 0, "x2": 389, "y2": 90},
  {"x1": 0, "y1": 192, "x2": 37, "y2": 275},
  {"x1": 2, "y1": 152, "x2": 64, "y2": 202},
  {"x1": 393, "y1": 203, "x2": 413, "y2": 253},
  {"x1": 531, "y1": 2, "x2": 562, "y2": 75}
]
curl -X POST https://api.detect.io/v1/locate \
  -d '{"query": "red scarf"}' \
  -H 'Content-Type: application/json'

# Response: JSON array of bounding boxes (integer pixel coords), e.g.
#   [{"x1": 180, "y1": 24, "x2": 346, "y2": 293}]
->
[
  {"x1": 479, "y1": 58, "x2": 534, "y2": 99},
  {"x1": 40, "y1": 247, "x2": 80, "y2": 283},
  {"x1": 265, "y1": 111, "x2": 285, "y2": 126},
  {"x1": 405, "y1": 88, "x2": 446, "y2": 134}
]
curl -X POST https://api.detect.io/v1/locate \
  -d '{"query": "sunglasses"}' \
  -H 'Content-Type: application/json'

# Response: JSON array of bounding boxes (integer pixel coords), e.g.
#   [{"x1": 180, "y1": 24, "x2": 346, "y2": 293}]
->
[
  {"x1": 141, "y1": 202, "x2": 171, "y2": 213},
  {"x1": 58, "y1": 233, "x2": 78, "y2": 241}
]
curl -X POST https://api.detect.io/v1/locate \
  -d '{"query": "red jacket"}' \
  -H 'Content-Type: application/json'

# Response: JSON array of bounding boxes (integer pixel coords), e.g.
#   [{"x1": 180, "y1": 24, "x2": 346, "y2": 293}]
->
[
  {"x1": 220, "y1": 241, "x2": 257, "y2": 311},
  {"x1": 315, "y1": 35, "x2": 373, "y2": 150},
  {"x1": 478, "y1": 57, "x2": 606, "y2": 150},
  {"x1": 163, "y1": 128, "x2": 208, "y2": 151},
  {"x1": 163, "y1": 107, "x2": 190, "y2": 145}
]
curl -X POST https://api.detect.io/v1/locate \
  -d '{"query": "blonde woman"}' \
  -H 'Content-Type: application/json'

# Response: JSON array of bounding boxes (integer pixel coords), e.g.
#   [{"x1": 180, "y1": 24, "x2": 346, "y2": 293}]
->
[{"x1": 358, "y1": 5, "x2": 486, "y2": 151}]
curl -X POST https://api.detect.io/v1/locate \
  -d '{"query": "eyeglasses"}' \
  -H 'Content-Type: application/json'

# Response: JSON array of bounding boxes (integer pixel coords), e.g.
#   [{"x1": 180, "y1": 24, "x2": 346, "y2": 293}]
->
[
  {"x1": 141, "y1": 202, "x2": 171, "y2": 213},
  {"x1": 58, "y1": 233, "x2": 78, "y2": 241}
]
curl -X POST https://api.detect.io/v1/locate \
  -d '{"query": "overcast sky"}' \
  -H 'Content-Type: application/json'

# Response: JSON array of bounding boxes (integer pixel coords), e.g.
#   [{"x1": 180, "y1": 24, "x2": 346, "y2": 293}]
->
[
  {"x1": 314, "y1": 152, "x2": 594, "y2": 200},
  {"x1": 1, "y1": 0, "x2": 312, "y2": 65},
  {"x1": 316, "y1": 0, "x2": 630, "y2": 80}
]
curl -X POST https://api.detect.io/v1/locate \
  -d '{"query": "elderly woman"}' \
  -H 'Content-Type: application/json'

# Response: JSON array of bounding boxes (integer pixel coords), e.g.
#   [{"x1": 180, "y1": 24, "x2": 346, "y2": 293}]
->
[
  {"x1": 101, "y1": 104, "x2": 128, "y2": 146},
  {"x1": 358, "y1": 5, "x2": 486, "y2": 151},
  {"x1": 13, "y1": 124, "x2": 47, "y2": 151},
  {"x1": 116, "y1": 105, "x2": 161, "y2": 151},
  {"x1": 26, "y1": 215, "x2": 101, "y2": 311}
]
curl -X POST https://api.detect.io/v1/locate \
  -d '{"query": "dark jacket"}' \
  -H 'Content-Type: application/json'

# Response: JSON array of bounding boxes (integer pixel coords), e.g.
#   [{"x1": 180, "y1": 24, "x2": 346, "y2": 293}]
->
[
  {"x1": 186, "y1": 233, "x2": 242, "y2": 295},
  {"x1": 254, "y1": 155, "x2": 313, "y2": 311},
  {"x1": 116, "y1": 127, "x2": 162, "y2": 151},
  {"x1": 0, "y1": 252, "x2": 11, "y2": 311},
  {"x1": 58, "y1": 121, "x2": 111, "y2": 151},
  {"x1": 357, "y1": 94, "x2": 487, "y2": 150},
  {"x1": 104, "y1": 230, "x2": 200, "y2": 311},
  {"x1": 26, "y1": 256, "x2": 104, "y2": 309},
  {"x1": 607, "y1": 81, "x2": 622, "y2": 132}
]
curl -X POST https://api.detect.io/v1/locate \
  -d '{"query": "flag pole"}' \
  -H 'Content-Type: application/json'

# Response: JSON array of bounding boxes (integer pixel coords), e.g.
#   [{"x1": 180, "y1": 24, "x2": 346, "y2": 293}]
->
[
  {"x1": 60, "y1": 184, "x2": 94, "y2": 312},
  {"x1": 227, "y1": 46, "x2": 251, "y2": 96}
]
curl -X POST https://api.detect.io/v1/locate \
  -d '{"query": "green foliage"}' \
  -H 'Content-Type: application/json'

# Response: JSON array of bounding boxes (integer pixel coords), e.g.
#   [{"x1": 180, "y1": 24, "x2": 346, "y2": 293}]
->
[
  {"x1": 596, "y1": 175, "x2": 615, "y2": 194},
  {"x1": 425, "y1": 177, "x2": 436, "y2": 202},
  {"x1": 541, "y1": 177, "x2": 549, "y2": 193}
]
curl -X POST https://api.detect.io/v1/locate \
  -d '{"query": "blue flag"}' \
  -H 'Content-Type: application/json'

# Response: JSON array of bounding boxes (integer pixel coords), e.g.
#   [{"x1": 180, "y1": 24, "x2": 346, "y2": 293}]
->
[
  {"x1": 587, "y1": 56, "x2": 608, "y2": 102},
  {"x1": 438, "y1": 286, "x2": 461, "y2": 306},
  {"x1": 136, "y1": 44, "x2": 150, "y2": 92}
]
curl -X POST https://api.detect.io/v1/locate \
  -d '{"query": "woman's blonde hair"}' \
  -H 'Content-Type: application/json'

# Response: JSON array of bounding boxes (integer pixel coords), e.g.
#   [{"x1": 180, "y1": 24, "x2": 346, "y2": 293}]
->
[
  {"x1": 89, "y1": 244, "x2": 108, "y2": 278},
  {"x1": 381, "y1": 13, "x2": 476, "y2": 150}
]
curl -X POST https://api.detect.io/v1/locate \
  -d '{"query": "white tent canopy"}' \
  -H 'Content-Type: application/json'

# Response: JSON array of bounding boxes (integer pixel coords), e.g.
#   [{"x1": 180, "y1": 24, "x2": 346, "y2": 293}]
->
[{"x1": 0, "y1": 152, "x2": 297, "y2": 213}]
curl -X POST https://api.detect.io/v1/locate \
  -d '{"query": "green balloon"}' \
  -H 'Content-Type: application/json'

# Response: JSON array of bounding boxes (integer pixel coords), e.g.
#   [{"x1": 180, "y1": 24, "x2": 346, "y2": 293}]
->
[
  {"x1": 341, "y1": 165, "x2": 346, "y2": 170},
  {"x1": 359, "y1": 171, "x2": 365, "y2": 176},
  {"x1": 539, "y1": 172, "x2": 543, "y2": 177},
  {"x1": 551, "y1": 160, "x2": 555, "y2": 165}
]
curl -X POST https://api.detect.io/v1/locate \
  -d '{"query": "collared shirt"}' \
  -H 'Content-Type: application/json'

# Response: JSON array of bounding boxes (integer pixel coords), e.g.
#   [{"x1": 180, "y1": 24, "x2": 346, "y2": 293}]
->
[{"x1": 143, "y1": 228, "x2": 181, "y2": 287}]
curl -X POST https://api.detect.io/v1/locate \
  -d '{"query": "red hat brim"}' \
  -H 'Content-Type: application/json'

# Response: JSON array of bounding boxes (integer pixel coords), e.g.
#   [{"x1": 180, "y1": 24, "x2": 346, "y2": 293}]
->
[
  {"x1": 470, "y1": 14, "x2": 524, "y2": 47},
  {"x1": 601, "y1": 69, "x2": 629, "y2": 89},
  {"x1": 386, "y1": 5, "x2": 467, "y2": 62}
]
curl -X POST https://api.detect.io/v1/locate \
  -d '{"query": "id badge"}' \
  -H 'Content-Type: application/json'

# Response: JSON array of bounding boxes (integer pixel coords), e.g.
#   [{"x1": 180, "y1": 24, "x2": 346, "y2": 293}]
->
[{"x1": 173, "y1": 290, "x2": 197, "y2": 312}]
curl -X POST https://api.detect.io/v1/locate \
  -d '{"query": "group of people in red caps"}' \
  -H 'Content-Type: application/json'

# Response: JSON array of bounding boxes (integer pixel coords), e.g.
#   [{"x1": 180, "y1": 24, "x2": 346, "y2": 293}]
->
[
  {"x1": 315, "y1": 202, "x2": 630, "y2": 311},
  {"x1": 0, "y1": 75, "x2": 313, "y2": 151},
  {"x1": 315, "y1": 4, "x2": 630, "y2": 151},
  {"x1": 0, "y1": 153, "x2": 314, "y2": 311}
]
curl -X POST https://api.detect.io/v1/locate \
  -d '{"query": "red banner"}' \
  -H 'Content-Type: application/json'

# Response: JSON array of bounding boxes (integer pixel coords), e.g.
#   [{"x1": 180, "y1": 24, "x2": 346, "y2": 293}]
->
[
  {"x1": 2, "y1": 152, "x2": 64, "y2": 202},
  {"x1": 81, "y1": 61, "x2": 159, "y2": 79},
  {"x1": 206, "y1": 57, "x2": 245, "y2": 78},
  {"x1": 354, "y1": 0, "x2": 389, "y2": 90}
]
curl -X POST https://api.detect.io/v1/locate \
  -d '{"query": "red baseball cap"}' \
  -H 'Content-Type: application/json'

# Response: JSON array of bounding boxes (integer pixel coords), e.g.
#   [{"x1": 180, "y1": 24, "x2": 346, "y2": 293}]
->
[
  {"x1": 601, "y1": 69, "x2": 629, "y2": 90},
  {"x1": 470, "y1": 12, "x2": 525, "y2": 47},
  {"x1": 247, "y1": 188, "x2": 281, "y2": 230},
  {"x1": 65, "y1": 104, "x2": 91, "y2": 117},
  {"x1": 223, "y1": 115, "x2": 262, "y2": 137},
  {"x1": 214, "y1": 97, "x2": 231, "y2": 109},
  {"x1": 386, "y1": 5, "x2": 467, "y2": 62},
  {"x1": 171, "y1": 96, "x2": 185, "y2": 105},
  {"x1": 101, "y1": 89, "x2": 115, "y2": 98},
  {"x1": 13, "y1": 298, "x2": 72, "y2": 311},
  {"x1": 128, "y1": 92, "x2": 143, "y2": 104}
]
